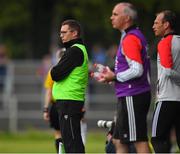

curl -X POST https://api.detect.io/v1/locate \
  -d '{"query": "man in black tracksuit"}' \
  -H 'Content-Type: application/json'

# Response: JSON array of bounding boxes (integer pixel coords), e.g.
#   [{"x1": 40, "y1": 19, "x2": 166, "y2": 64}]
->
[{"x1": 50, "y1": 19, "x2": 89, "y2": 153}]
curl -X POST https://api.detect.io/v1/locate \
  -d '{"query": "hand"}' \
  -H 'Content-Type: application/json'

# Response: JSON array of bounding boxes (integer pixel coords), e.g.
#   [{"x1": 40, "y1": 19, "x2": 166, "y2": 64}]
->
[
  {"x1": 91, "y1": 66, "x2": 115, "y2": 83},
  {"x1": 103, "y1": 66, "x2": 115, "y2": 82},
  {"x1": 43, "y1": 112, "x2": 50, "y2": 121},
  {"x1": 90, "y1": 71, "x2": 106, "y2": 82},
  {"x1": 107, "y1": 134, "x2": 113, "y2": 141}
]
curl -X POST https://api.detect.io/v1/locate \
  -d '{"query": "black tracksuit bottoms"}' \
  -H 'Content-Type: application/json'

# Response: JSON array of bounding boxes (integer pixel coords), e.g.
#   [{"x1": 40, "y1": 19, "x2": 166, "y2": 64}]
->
[{"x1": 56, "y1": 100, "x2": 85, "y2": 153}]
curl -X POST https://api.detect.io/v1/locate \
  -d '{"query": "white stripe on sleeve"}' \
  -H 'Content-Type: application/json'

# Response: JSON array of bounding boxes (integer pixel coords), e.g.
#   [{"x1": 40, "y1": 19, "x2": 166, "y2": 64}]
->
[{"x1": 116, "y1": 56, "x2": 143, "y2": 82}]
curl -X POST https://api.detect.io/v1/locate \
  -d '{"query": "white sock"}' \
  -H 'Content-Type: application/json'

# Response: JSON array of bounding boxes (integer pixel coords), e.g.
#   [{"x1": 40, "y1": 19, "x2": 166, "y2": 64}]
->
[
  {"x1": 58, "y1": 142, "x2": 63, "y2": 154},
  {"x1": 81, "y1": 121, "x2": 87, "y2": 145}
]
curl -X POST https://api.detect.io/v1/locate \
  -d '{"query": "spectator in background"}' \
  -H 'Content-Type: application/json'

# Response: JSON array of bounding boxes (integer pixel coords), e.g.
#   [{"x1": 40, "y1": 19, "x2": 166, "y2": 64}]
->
[
  {"x1": 0, "y1": 44, "x2": 9, "y2": 90},
  {"x1": 89, "y1": 44, "x2": 107, "y2": 94},
  {"x1": 106, "y1": 44, "x2": 118, "y2": 69},
  {"x1": 43, "y1": 70, "x2": 63, "y2": 153},
  {"x1": 43, "y1": 49, "x2": 65, "y2": 153},
  {"x1": 91, "y1": 44, "x2": 107, "y2": 65},
  {"x1": 151, "y1": 10, "x2": 180, "y2": 153},
  {"x1": 36, "y1": 54, "x2": 51, "y2": 81}
]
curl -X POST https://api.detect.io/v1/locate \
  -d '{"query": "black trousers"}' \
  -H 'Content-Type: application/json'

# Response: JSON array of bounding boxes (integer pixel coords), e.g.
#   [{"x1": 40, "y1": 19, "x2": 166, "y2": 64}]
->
[
  {"x1": 56, "y1": 100, "x2": 85, "y2": 153},
  {"x1": 151, "y1": 101, "x2": 180, "y2": 153}
]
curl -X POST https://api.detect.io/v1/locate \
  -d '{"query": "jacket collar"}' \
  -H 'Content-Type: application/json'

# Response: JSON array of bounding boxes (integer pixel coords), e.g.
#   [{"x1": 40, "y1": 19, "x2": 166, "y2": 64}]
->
[
  {"x1": 63, "y1": 38, "x2": 83, "y2": 48},
  {"x1": 124, "y1": 25, "x2": 137, "y2": 33},
  {"x1": 163, "y1": 31, "x2": 176, "y2": 38}
]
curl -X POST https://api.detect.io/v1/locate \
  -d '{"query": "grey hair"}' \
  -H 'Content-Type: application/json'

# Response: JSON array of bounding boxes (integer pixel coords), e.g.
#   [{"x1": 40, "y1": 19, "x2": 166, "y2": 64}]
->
[{"x1": 121, "y1": 2, "x2": 138, "y2": 23}]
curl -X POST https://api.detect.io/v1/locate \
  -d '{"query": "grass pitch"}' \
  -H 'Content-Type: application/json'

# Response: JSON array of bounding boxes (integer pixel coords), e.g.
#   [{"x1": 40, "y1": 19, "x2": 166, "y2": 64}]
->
[{"x1": 0, "y1": 129, "x2": 107, "y2": 153}]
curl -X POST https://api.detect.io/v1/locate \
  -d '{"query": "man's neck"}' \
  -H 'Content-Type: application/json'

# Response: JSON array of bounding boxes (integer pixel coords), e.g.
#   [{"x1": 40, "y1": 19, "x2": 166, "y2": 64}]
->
[{"x1": 163, "y1": 29, "x2": 175, "y2": 37}]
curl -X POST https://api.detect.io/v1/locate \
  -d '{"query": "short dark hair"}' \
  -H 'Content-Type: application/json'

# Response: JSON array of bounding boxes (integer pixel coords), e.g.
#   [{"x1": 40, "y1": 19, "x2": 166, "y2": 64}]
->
[
  {"x1": 61, "y1": 19, "x2": 82, "y2": 37},
  {"x1": 158, "y1": 10, "x2": 176, "y2": 30}
]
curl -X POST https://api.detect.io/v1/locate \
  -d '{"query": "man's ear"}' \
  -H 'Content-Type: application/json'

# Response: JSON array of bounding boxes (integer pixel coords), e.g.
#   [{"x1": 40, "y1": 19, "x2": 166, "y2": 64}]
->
[
  {"x1": 126, "y1": 15, "x2": 131, "y2": 23},
  {"x1": 72, "y1": 31, "x2": 78, "y2": 38},
  {"x1": 164, "y1": 21, "x2": 170, "y2": 30}
]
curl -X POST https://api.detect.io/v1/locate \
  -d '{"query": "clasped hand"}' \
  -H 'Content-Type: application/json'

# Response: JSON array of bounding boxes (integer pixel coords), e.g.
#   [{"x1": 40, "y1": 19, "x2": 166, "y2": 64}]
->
[{"x1": 96, "y1": 66, "x2": 115, "y2": 83}]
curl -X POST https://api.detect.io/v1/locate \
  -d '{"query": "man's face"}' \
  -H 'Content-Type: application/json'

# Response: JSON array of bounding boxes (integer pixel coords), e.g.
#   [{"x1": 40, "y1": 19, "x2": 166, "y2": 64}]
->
[
  {"x1": 60, "y1": 25, "x2": 75, "y2": 43},
  {"x1": 153, "y1": 13, "x2": 166, "y2": 37},
  {"x1": 110, "y1": 4, "x2": 128, "y2": 30}
]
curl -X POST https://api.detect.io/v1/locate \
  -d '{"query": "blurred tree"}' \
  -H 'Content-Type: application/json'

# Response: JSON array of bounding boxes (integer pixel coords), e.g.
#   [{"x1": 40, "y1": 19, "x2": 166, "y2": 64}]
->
[
  {"x1": 0, "y1": 0, "x2": 31, "y2": 58},
  {"x1": 0, "y1": 0, "x2": 180, "y2": 59},
  {"x1": 54, "y1": 0, "x2": 116, "y2": 57},
  {"x1": 0, "y1": 0, "x2": 57, "y2": 59},
  {"x1": 30, "y1": 0, "x2": 57, "y2": 58}
]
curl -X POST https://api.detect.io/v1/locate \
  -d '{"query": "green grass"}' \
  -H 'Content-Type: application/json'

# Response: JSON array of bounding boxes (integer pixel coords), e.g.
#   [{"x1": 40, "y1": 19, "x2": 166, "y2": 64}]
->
[
  {"x1": 86, "y1": 129, "x2": 106, "y2": 153},
  {"x1": 1, "y1": 130, "x2": 179, "y2": 153},
  {"x1": 0, "y1": 129, "x2": 107, "y2": 153}
]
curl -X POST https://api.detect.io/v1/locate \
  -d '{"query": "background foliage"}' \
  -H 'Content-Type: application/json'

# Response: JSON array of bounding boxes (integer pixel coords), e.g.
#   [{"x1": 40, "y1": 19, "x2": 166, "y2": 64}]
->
[{"x1": 0, "y1": 0, "x2": 180, "y2": 59}]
